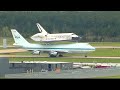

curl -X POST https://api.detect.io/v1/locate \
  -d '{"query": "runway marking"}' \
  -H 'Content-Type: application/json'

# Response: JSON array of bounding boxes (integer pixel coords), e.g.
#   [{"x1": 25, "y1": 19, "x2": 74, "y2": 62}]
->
[{"x1": 0, "y1": 49, "x2": 27, "y2": 54}]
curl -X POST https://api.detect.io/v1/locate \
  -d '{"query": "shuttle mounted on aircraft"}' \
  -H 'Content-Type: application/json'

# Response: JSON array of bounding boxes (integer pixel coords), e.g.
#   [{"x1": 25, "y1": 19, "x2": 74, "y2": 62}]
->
[
  {"x1": 11, "y1": 29, "x2": 95, "y2": 57},
  {"x1": 31, "y1": 23, "x2": 81, "y2": 42}
]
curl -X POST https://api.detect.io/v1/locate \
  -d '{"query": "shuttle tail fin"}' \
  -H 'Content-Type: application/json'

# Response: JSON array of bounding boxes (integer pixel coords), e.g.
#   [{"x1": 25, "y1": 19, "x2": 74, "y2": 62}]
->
[
  {"x1": 36, "y1": 23, "x2": 48, "y2": 35},
  {"x1": 11, "y1": 29, "x2": 30, "y2": 46}
]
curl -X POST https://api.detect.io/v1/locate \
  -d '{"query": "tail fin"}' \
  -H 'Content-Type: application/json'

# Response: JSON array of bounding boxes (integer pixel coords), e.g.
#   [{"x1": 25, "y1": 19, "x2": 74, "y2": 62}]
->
[
  {"x1": 36, "y1": 23, "x2": 48, "y2": 34},
  {"x1": 11, "y1": 29, "x2": 30, "y2": 46}
]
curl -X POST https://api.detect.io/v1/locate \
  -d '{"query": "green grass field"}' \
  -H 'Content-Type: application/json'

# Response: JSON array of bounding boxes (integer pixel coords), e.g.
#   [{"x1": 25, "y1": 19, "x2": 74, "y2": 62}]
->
[
  {"x1": 0, "y1": 37, "x2": 14, "y2": 46},
  {"x1": 90, "y1": 42, "x2": 120, "y2": 46},
  {"x1": 89, "y1": 48, "x2": 120, "y2": 57},
  {"x1": 65, "y1": 48, "x2": 120, "y2": 57},
  {"x1": 9, "y1": 57, "x2": 120, "y2": 63},
  {"x1": 96, "y1": 75, "x2": 120, "y2": 78}
]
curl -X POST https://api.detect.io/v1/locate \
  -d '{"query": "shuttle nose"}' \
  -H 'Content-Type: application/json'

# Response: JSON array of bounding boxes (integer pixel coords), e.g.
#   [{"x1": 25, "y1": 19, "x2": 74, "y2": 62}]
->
[
  {"x1": 87, "y1": 44, "x2": 96, "y2": 51},
  {"x1": 72, "y1": 36, "x2": 81, "y2": 41}
]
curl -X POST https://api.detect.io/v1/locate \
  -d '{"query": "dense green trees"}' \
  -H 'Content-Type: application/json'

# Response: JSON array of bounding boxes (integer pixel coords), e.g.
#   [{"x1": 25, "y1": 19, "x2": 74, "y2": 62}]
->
[{"x1": 0, "y1": 11, "x2": 120, "y2": 42}]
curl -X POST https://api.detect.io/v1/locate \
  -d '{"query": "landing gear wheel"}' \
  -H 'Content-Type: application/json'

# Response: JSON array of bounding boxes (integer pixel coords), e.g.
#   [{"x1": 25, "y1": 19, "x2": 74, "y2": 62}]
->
[
  {"x1": 49, "y1": 55, "x2": 56, "y2": 57},
  {"x1": 59, "y1": 54, "x2": 63, "y2": 57}
]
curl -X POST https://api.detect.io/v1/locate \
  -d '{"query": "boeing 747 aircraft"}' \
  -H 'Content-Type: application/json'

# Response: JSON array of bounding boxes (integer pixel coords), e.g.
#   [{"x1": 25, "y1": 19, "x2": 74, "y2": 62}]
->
[
  {"x1": 11, "y1": 29, "x2": 95, "y2": 57},
  {"x1": 31, "y1": 23, "x2": 81, "y2": 42}
]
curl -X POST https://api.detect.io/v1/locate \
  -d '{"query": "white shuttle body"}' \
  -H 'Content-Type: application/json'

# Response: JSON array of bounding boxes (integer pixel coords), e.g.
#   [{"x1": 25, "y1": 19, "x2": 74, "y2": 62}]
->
[{"x1": 31, "y1": 23, "x2": 80, "y2": 42}]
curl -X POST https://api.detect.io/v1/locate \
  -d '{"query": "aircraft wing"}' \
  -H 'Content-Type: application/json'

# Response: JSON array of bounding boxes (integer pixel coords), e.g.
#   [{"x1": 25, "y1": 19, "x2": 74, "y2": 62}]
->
[
  {"x1": 27, "y1": 48, "x2": 69, "y2": 54},
  {"x1": 43, "y1": 50, "x2": 69, "y2": 53},
  {"x1": 41, "y1": 50, "x2": 69, "y2": 56}
]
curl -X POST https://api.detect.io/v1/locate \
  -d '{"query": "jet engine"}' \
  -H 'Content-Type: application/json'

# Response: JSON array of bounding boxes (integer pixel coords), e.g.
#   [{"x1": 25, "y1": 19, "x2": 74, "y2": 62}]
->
[
  {"x1": 32, "y1": 51, "x2": 41, "y2": 55},
  {"x1": 49, "y1": 51, "x2": 58, "y2": 57}
]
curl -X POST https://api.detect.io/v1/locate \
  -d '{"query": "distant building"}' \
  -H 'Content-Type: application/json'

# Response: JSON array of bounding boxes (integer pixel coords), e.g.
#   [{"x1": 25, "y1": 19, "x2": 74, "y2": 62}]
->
[
  {"x1": 9, "y1": 61, "x2": 73, "y2": 74},
  {"x1": 3, "y1": 39, "x2": 7, "y2": 48}
]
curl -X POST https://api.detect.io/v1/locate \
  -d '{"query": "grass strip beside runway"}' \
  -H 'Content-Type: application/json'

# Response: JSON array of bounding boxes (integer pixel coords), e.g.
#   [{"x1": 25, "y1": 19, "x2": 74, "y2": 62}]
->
[{"x1": 9, "y1": 57, "x2": 120, "y2": 63}]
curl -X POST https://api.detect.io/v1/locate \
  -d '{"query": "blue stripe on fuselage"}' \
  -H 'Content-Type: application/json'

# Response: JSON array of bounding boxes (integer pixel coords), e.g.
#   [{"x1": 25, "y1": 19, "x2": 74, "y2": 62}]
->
[{"x1": 24, "y1": 48, "x2": 95, "y2": 50}]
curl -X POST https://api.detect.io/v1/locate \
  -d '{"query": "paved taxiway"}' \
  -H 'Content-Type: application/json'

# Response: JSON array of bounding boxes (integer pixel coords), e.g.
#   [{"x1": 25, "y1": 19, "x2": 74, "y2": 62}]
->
[
  {"x1": 5, "y1": 67, "x2": 120, "y2": 78},
  {"x1": 0, "y1": 49, "x2": 27, "y2": 54},
  {"x1": 0, "y1": 46, "x2": 15, "y2": 48}
]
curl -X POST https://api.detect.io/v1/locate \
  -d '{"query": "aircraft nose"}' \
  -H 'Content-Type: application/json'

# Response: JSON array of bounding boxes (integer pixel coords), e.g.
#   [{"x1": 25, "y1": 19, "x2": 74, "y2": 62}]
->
[{"x1": 91, "y1": 46, "x2": 96, "y2": 51}]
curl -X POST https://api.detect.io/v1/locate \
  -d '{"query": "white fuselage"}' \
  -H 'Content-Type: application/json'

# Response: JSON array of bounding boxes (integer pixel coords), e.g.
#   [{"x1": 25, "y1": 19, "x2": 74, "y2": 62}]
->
[
  {"x1": 31, "y1": 23, "x2": 80, "y2": 42},
  {"x1": 22, "y1": 43, "x2": 95, "y2": 54},
  {"x1": 31, "y1": 33, "x2": 79, "y2": 42}
]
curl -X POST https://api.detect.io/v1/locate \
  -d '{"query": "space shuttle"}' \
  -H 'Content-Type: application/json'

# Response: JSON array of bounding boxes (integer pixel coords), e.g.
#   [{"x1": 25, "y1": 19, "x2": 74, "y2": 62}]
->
[{"x1": 31, "y1": 23, "x2": 81, "y2": 42}]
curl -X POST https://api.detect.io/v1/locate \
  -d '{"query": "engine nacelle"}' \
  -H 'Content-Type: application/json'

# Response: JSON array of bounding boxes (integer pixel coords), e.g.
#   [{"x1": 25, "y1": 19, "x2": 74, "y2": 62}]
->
[
  {"x1": 49, "y1": 51, "x2": 58, "y2": 57},
  {"x1": 32, "y1": 51, "x2": 40, "y2": 55}
]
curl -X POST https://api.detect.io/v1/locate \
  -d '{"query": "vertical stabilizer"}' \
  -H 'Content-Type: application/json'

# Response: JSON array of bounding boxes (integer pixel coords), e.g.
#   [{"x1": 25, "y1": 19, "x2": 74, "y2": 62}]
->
[
  {"x1": 36, "y1": 23, "x2": 48, "y2": 34},
  {"x1": 11, "y1": 29, "x2": 30, "y2": 46}
]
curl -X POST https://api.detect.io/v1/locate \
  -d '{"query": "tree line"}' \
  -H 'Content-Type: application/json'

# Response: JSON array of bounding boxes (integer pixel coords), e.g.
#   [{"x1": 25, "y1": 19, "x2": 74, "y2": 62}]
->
[{"x1": 0, "y1": 11, "x2": 120, "y2": 42}]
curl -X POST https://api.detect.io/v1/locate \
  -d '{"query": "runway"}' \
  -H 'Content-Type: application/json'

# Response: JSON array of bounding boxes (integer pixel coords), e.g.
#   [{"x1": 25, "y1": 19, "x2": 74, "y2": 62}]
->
[
  {"x1": 0, "y1": 54, "x2": 53, "y2": 58},
  {"x1": 1, "y1": 55, "x2": 120, "y2": 59},
  {"x1": 0, "y1": 45, "x2": 15, "y2": 48},
  {"x1": 0, "y1": 49, "x2": 27, "y2": 54},
  {"x1": 5, "y1": 67, "x2": 120, "y2": 78}
]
